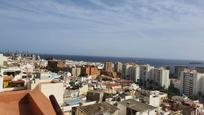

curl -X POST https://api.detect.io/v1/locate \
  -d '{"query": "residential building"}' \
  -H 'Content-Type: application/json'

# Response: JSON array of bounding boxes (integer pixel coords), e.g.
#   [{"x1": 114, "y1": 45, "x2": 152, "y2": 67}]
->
[
  {"x1": 79, "y1": 84, "x2": 88, "y2": 95},
  {"x1": 1, "y1": 67, "x2": 21, "y2": 77},
  {"x1": 180, "y1": 70, "x2": 204, "y2": 96},
  {"x1": 86, "y1": 90, "x2": 104, "y2": 103},
  {"x1": 140, "y1": 64, "x2": 155, "y2": 81},
  {"x1": 114, "y1": 62, "x2": 123, "y2": 73},
  {"x1": 71, "y1": 66, "x2": 81, "y2": 77},
  {"x1": 81, "y1": 65, "x2": 100, "y2": 78},
  {"x1": 104, "y1": 62, "x2": 113, "y2": 72},
  {"x1": 152, "y1": 67, "x2": 170, "y2": 89},
  {"x1": 170, "y1": 78, "x2": 181, "y2": 90},
  {"x1": 118, "y1": 99, "x2": 157, "y2": 115},
  {"x1": 122, "y1": 63, "x2": 133, "y2": 79},
  {"x1": 127, "y1": 65, "x2": 140, "y2": 82},
  {"x1": 76, "y1": 102, "x2": 119, "y2": 115},
  {"x1": 0, "y1": 54, "x2": 6, "y2": 67},
  {"x1": 136, "y1": 90, "x2": 168, "y2": 107},
  {"x1": 175, "y1": 66, "x2": 188, "y2": 77},
  {"x1": 195, "y1": 67, "x2": 204, "y2": 73},
  {"x1": 0, "y1": 75, "x2": 3, "y2": 91},
  {"x1": 47, "y1": 60, "x2": 66, "y2": 72},
  {"x1": 36, "y1": 82, "x2": 64, "y2": 105}
]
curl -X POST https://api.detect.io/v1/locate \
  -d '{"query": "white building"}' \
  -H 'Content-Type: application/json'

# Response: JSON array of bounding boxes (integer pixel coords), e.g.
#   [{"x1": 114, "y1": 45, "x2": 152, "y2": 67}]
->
[
  {"x1": 79, "y1": 84, "x2": 88, "y2": 95},
  {"x1": 180, "y1": 70, "x2": 204, "y2": 96},
  {"x1": 128, "y1": 65, "x2": 140, "y2": 82},
  {"x1": 152, "y1": 68, "x2": 170, "y2": 89},
  {"x1": 37, "y1": 82, "x2": 64, "y2": 105},
  {"x1": 136, "y1": 90, "x2": 168, "y2": 108},
  {"x1": 1, "y1": 67, "x2": 21, "y2": 77},
  {"x1": 170, "y1": 79, "x2": 181, "y2": 90},
  {"x1": 71, "y1": 67, "x2": 81, "y2": 77},
  {"x1": 122, "y1": 64, "x2": 133, "y2": 79},
  {"x1": 115, "y1": 62, "x2": 123, "y2": 73},
  {"x1": 0, "y1": 75, "x2": 3, "y2": 91},
  {"x1": 149, "y1": 91, "x2": 168, "y2": 107},
  {"x1": 140, "y1": 64, "x2": 154, "y2": 82},
  {"x1": 0, "y1": 54, "x2": 6, "y2": 67}
]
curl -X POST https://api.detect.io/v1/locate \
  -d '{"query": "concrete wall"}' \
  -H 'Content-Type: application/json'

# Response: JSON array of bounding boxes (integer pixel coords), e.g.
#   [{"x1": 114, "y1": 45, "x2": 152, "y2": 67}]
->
[
  {"x1": 149, "y1": 95, "x2": 160, "y2": 107},
  {"x1": 148, "y1": 109, "x2": 157, "y2": 115},
  {"x1": 0, "y1": 77, "x2": 3, "y2": 91},
  {"x1": 79, "y1": 84, "x2": 88, "y2": 95},
  {"x1": 117, "y1": 103, "x2": 126, "y2": 115},
  {"x1": 0, "y1": 54, "x2": 7, "y2": 67},
  {"x1": 0, "y1": 54, "x2": 3, "y2": 67},
  {"x1": 39, "y1": 82, "x2": 64, "y2": 105},
  {"x1": 160, "y1": 69, "x2": 170, "y2": 89}
]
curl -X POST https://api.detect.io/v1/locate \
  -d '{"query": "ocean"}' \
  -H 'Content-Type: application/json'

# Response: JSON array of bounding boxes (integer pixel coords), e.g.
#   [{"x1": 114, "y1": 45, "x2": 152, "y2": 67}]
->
[{"x1": 40, "y1": 54, "x2": 204, "y2": 68}]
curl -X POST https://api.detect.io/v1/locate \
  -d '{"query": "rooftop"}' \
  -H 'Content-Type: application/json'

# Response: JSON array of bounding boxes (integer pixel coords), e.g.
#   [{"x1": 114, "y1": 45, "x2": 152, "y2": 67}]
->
[
  {"x1": 77, "y1": 102, "x2": 118, "y2": 115},
  {"x1": 120, "y1": 99, "x2": 156, "y2": 112},
  {"x1": 0, "y1": 89, "x2": 56, "y2": 115}
]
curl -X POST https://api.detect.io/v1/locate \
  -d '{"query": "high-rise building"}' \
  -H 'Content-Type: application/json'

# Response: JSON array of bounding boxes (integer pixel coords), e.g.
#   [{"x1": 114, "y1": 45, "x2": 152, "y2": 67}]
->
[
  {"x1": 0, "y1": 54, "x2": 7, "y2": 67},
  {"x1": 114, "y1": 62, "x2": 123, "y2": 73},
  {"x1": 127, "y1": 65, "x2": 140, "y2": 82},
  {"x1": 71, "y1": 66, "x2": 81, "y2": 77},
  {"x1": 180, "y1": 70, "x2": 204, "y2": 96},
  {"x1": 104, "y1": 62, "x2": 113, "y2": 72},
  {"x1": 0, "y1": 54, "x2": 3, "y2": 67},
  {"x1": 47, "y1": 60, "x2": 66, "y2": 72},
  {"x1": 195, "y1": 67, "x2": 204, "y2": 73},
  {"x1": 152, "y1": 67, "x2": 170, "y2": 89},
  {"x1": 81, "y1": 65, "x2": 100, "y2": 76},
  {"x1": 139, "y1": 64, "x2": 154, "y2": 82},
  {"x1": 175, "y1": 66, "x2": 188, "y2": 77},
  {"x1": 122, "y1": 63, "x2": 133, "y2": 79}
]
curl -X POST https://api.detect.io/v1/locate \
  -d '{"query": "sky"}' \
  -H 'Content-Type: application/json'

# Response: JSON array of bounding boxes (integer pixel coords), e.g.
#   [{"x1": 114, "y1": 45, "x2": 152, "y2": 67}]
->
[{"x1": 0, "y1": 0, "x2": 204, "y2": 60}]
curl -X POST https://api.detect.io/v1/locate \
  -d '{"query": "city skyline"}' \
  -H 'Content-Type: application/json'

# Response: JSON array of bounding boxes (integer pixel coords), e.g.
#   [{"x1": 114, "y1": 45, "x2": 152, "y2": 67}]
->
[{"x1": 1, "y1": 0, "x2": 204, "y2": 60}]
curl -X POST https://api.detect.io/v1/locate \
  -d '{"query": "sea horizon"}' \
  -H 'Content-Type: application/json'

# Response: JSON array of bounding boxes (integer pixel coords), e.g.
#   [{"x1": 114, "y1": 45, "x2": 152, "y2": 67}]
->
[{"x1": 39, "y1": 54, "x2": 204, "y2": 68}]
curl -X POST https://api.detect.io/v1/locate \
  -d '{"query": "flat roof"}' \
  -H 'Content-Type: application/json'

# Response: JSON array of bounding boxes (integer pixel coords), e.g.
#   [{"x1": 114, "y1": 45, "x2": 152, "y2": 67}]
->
[
  {"x1": 120, "y1": 99, "x2": 156, "y2": 112},
  {"x1": 78, "y1": 102, "x2": 118, "y2": 115}
]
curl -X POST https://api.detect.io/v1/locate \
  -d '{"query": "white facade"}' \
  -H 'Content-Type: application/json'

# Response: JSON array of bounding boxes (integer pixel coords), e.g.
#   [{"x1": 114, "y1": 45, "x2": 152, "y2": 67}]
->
[
  {"x1": 1, "y1": 67, "x2": 21, "y2": 76},
  {"x1": 128, "y1": 65, "x2": 140, "y2": 82},
  {"x1": 40, "y1": 72, "x2": 51, "y2": 80},
  {"x1": 140, "y1": 64, "x2": 154, "y2": 81},
  {"x1": 71, "y1": 67, "x2": 81, "y2": 77},
  {"x1": 0, "y1": 54, "x2": 5, "y2": 67},
  {"x1": 170, "y1": 79, "x2": 181, "y2": 90},
  {"x1": 79, "y1": 84, "x2": 88, "y2": 95},
  {"x1": 115, "y1": 62, "x2": 123, "y2": 73},
  {"x1": 149, "y1": 94, "x2": 160, "y2": 107},
  {"x1": 123, "y1": 64, "x2": 133, "y2": 78},
  {"x1": 180, "y1": 70, "x2": 204, "y2": 96},
  {"x1": 160, "y1": 68, "x2": 170, "y2": 89},
  {"x1": 0, "y1": 76, "x2": 3, "y2": 91},
  {"x1": 152, "y1": 68, "x2": 170, "y2": 89},
  {"x1": 39, "y1": 82, "x2": 64, "y2": 105}
]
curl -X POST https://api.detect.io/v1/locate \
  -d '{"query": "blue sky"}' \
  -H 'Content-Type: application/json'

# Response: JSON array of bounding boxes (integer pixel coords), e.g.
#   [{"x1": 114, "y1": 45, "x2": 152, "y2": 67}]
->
[{"x1": 0, "y1": 0, "x2": 204, "y2": 60}]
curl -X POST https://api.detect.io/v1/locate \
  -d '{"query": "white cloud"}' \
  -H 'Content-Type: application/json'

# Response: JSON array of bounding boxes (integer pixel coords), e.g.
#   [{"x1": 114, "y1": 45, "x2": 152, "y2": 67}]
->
[{"x1": 1, "y1": 0, "x2": 204, "y2": 59}]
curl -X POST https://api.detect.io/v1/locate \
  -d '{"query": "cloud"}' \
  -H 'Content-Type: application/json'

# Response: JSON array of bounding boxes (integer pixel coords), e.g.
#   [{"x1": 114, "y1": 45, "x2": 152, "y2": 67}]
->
[
  {"x1": 1, "y1": 0, "x2": 204, "y2": 38},
  {"x1": 0, "y1": 0, "x2": 204, "y2": 59}
]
